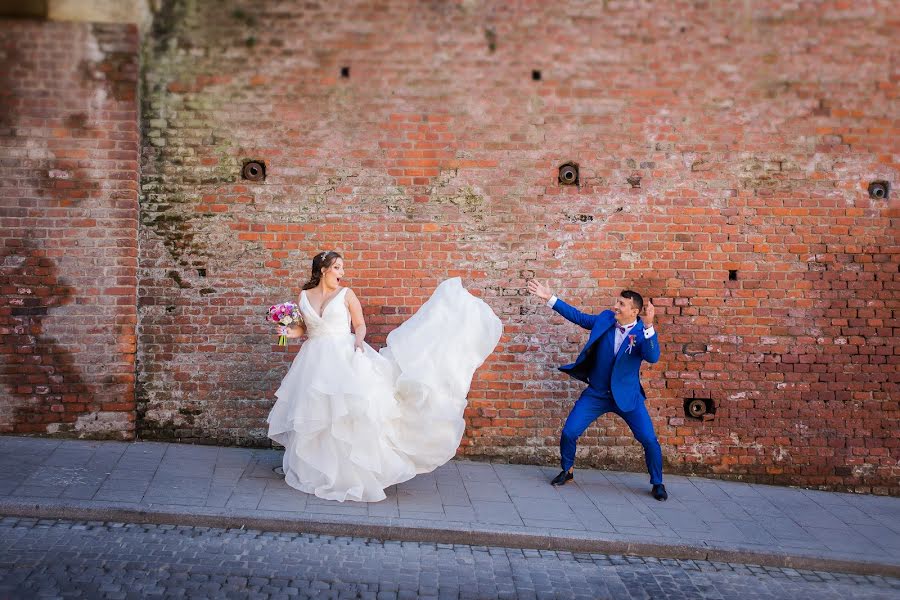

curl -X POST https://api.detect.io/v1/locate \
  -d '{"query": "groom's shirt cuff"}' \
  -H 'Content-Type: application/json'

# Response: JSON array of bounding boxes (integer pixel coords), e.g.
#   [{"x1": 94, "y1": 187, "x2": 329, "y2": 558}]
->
[
  {"x1": 643, "y1": 325, "x2": 655, "y2": 338},
  {"x1": 547, "y1": 295, "x2": 558, "y2": 308}
]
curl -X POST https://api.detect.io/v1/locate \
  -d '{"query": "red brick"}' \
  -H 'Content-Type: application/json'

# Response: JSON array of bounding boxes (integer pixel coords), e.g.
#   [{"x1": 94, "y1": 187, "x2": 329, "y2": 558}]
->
[
  {"x1": 3, "y1": 4, "x2": 898, "y2": 493},
  {"x1": 1, "y1": 20, "x2": 138, "y2": 441}
]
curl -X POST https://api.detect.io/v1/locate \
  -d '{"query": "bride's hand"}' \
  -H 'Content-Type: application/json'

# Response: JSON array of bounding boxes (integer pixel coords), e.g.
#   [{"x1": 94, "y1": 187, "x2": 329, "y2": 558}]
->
[{"x1": 280, "y1": 324, "x2": 304, "y2": 338}]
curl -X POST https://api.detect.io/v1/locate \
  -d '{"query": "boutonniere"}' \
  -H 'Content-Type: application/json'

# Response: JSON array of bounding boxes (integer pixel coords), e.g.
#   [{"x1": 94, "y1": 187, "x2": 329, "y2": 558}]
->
[{"x1": 626, "y1": 334, "x2": 637, "y2": 354}]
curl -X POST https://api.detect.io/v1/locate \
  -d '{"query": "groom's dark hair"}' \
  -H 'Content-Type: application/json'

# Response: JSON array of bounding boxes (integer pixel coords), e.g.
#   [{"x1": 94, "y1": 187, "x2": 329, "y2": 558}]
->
[{"x1": 620, "y1": 290, "x2": 644, "y2": 312}]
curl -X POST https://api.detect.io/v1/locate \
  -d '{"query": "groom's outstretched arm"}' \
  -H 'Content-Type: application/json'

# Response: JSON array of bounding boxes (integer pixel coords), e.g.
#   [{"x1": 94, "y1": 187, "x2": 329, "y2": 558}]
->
[
  {"x1": 527, "y1": 279, "x2": 597, "y2": 331},
  {"x1": 552, "y1": 298, "x2": 598, "y2": 331}
]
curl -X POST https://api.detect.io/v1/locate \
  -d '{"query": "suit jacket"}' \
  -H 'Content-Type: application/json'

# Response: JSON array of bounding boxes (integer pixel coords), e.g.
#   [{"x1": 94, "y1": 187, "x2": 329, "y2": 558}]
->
[{"x1": 552, "y1": 298, "x2": 660, "y2": 412}]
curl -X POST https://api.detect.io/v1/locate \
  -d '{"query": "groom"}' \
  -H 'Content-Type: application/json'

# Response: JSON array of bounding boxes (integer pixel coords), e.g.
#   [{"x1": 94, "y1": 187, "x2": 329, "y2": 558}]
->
[{"x1": 527, "y1": 280, "x2": 667, "y2": 501}]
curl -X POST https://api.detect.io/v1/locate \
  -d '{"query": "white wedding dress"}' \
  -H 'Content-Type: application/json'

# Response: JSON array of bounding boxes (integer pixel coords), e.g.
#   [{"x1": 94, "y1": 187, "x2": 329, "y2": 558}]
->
[{"x1": 267, "y1": 278, "x2": 503, "y2": 502}]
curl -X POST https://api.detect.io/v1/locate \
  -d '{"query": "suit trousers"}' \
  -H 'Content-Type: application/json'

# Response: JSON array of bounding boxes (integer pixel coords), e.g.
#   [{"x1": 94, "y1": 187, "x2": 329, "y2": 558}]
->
[{"x1": 560, "y1": 386, "x2": 663, "y2": 485}]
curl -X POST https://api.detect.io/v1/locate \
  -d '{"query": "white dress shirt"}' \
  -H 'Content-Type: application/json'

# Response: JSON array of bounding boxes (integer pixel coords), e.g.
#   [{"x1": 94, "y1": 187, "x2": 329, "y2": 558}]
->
[{"x1": 547, "y1": 295, "x2": 655, "y2": 352}]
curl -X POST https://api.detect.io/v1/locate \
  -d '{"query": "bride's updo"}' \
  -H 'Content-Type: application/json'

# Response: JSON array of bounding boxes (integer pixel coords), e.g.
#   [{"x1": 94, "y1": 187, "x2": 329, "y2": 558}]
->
[{"x1": 302, "y1": 251, "x2": 342, "y2": 290}]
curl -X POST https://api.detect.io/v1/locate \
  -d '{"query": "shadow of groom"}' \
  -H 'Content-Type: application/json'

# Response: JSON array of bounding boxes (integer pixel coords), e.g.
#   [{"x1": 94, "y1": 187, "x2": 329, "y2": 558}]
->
[{"x1": 0, "y1": 241, "x2": 87, "y2": 434}]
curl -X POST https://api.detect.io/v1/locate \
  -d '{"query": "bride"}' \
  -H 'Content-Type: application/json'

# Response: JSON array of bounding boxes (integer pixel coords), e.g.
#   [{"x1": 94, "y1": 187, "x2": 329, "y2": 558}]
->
[{"x1": 267, "y1": 251, "x2": 503, "y2": 502}]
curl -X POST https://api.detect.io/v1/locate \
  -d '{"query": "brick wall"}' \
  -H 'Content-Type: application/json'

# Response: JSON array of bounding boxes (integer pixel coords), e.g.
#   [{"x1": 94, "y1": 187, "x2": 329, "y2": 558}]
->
[
  {"x1": 0, "y1": 20, "x2": 139, "y2": 439},
  {"x1": 33, "y1": 0, "x2": 891, "y2": 493}
]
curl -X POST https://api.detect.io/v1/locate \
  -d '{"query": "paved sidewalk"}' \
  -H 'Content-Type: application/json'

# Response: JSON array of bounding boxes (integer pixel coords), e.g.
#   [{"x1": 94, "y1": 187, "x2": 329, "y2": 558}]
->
[{"x1": 1, "y1": 436, "x2": 898, "y2": 577}]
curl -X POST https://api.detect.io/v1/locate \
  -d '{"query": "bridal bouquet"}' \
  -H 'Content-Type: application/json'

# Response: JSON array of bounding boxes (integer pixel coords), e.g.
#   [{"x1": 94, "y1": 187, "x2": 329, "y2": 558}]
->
[{"x1": 267, "y1": 302, "x2": 302, "y2": 346}]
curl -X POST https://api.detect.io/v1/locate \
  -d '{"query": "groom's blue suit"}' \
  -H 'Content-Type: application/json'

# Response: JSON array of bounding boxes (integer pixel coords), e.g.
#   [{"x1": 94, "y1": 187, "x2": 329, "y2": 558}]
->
[{"x1": 551, "y1": 297, "x2": 664, "y2": 485}]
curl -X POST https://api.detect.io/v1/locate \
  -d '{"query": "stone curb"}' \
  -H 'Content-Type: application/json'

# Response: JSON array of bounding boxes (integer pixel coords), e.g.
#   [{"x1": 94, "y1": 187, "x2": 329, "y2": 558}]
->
[{"x1": 2, "y1": 497, "x2": 897, "y2": 579}]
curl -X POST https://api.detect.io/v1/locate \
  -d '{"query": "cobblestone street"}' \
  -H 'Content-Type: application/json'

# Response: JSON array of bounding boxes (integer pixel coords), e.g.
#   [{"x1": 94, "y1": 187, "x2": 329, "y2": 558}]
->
[{"x1": 1, "y1": 518, "x2": 898, "y2": 599}]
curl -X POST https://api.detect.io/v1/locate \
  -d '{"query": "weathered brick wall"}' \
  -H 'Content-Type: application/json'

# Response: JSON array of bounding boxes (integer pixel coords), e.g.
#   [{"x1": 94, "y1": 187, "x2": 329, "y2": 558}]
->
[
  {"x1": 137, "y1": 0, "x2": 898, "y2": 492},
  {"x1": 0, "y1": 20, "x2": 139, "y2": 439}
]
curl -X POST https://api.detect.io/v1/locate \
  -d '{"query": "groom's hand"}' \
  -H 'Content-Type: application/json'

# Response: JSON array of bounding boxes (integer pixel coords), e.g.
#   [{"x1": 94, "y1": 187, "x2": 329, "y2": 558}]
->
[
  {"x1": 643, "y1": 299, "x2": 655, "y2": 328},
  {"x1": 527, "y1": 279, "x2": 553, "y2": 301}
]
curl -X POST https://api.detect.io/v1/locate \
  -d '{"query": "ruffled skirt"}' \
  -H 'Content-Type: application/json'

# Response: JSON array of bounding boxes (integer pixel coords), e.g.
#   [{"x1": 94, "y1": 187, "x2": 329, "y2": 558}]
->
[{"x1": 266, "y1": 278, "x2": 502, "y2": 502}]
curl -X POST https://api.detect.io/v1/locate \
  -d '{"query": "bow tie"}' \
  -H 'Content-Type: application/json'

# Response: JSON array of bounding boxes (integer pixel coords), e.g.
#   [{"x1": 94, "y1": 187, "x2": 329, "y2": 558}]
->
[{"x1": 617, "y1": 325, "x2": 627, "y2": 334}]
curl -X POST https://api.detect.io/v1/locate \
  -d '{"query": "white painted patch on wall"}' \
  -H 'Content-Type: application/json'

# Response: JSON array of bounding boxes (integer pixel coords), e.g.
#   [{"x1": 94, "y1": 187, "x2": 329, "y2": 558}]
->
[
  {"x1": 74, "y1": 411, "x2": 129, "y2": 433},
  {"x1": 772, "y1": 447, "x2": 790, "y2": 462}
]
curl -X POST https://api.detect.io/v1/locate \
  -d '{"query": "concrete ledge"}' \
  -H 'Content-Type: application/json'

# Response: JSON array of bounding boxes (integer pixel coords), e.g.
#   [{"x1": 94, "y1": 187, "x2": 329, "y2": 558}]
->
[{"x1": 2, "y1": 496, "x2": 898, "y2": 579}]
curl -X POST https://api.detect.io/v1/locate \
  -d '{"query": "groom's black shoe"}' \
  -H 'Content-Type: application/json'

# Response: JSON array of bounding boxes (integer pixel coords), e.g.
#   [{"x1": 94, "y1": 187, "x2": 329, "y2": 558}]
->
[
  {"x1": 550, "y1": 470, "x2": 573, "y2": 486},
  {"x1": 651, "y1": 484, "x2": 668, "y2": 501}
]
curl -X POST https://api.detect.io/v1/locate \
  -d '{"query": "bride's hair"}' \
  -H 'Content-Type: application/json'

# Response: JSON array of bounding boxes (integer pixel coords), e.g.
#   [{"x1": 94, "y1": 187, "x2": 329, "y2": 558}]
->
[{"x1": 302, "y1": 251, "x2": 342, "y2": 290}]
